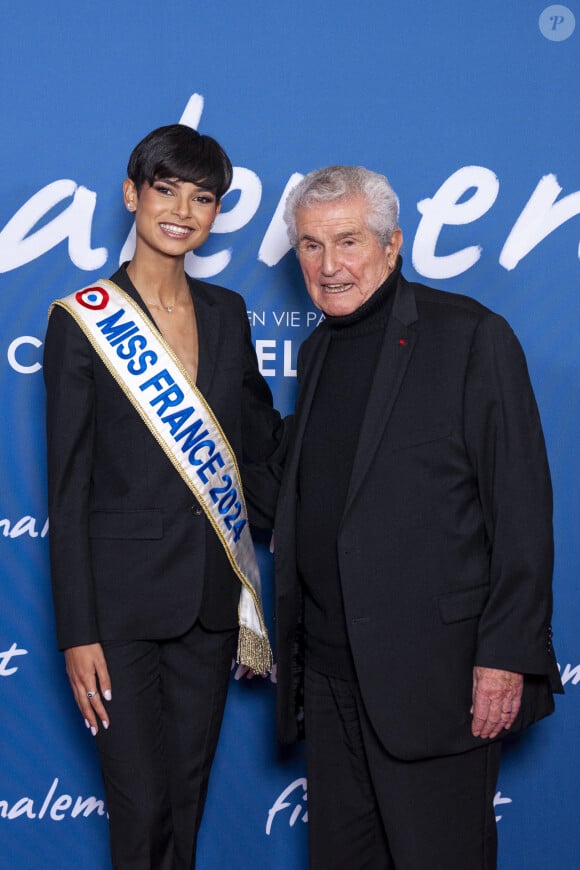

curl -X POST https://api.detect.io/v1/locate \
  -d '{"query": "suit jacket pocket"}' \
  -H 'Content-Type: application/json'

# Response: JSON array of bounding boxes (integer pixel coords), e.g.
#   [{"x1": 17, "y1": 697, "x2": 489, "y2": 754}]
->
[
  {"x1": 89, "y1": 509, "x2": 163, "y2": 540},
  {"x1": 391, "y1": 429, "x2": 452, "y2": 452},
  {"x1": 437, "y1": 583, "x2": 489, "y2": 624}
]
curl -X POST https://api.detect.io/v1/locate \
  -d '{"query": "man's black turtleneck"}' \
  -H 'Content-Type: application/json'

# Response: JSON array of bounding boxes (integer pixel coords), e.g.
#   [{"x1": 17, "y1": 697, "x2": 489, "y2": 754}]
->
[{"x1": 297, "y1": 263, "x2": 400, "y2": 679}]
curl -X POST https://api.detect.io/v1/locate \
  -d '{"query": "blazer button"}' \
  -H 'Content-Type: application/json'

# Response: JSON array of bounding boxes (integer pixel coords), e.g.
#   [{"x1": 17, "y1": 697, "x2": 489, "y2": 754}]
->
[{"x1": 191, "y1": 504, "x2": 203, "y2": 517}]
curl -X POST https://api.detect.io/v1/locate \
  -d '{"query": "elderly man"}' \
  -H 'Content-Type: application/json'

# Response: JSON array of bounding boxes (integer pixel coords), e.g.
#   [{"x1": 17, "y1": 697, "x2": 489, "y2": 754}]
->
[{"x1": 274, "y1": 165, "x2": 562, "y2": 869}]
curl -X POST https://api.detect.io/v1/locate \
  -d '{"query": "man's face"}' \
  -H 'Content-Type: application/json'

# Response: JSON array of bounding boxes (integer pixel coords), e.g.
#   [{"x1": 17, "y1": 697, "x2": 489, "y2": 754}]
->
[{"x1": 295, "y1": 195, "x2": 403, "y2": 317}]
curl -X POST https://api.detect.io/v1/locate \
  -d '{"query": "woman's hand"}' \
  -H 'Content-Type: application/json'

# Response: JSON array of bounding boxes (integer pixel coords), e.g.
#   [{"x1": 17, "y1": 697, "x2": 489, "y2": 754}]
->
[{"x1": 64, "y1": 643, "x2": 112, "y2": 735}]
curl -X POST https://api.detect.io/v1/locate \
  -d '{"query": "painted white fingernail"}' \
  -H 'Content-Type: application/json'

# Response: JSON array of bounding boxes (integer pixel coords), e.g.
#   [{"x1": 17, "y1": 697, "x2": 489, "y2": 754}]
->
[
  {"x1": 104, "y1": 690, "x2": 112, "y2": 701},
  {"x1": 84, "y1": 718, "x2": 90, "y2": 729},
  {"x1": 90, "y1": 726, "x2": 97, "y2": 737},
  {"x1": 102, "y1": 720, "x2": 109, "y2": 730}
]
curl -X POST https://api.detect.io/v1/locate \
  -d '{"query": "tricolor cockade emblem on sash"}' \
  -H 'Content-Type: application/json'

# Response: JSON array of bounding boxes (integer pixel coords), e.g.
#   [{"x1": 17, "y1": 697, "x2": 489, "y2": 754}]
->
[{"x1": 52, "y1": 280, "x2": 272, "y2": 674}]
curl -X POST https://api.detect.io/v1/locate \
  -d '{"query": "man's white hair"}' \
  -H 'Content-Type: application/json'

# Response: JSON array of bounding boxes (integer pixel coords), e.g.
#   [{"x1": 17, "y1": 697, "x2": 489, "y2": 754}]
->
[{"x1": 284, "y1": 165, "x2": 400, "y2": 248}]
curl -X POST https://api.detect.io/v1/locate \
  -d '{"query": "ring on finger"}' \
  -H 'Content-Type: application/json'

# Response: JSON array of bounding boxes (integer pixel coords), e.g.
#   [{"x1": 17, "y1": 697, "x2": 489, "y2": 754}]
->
[{"x1": 87, "y1": 690, "x2": 97, "y2": 699}]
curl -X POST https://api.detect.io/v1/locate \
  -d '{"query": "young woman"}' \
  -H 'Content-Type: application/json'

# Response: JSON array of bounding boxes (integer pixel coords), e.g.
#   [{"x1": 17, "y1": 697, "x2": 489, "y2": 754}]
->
[{"x1": 44, "y1": 124, "x2": 281, "y2": 868}]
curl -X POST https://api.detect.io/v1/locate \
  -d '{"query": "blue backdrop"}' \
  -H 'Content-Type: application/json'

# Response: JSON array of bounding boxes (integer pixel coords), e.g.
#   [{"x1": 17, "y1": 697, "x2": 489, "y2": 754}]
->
[{"x1": 0, "y1": 2, "x2": 578, "y2": 867}]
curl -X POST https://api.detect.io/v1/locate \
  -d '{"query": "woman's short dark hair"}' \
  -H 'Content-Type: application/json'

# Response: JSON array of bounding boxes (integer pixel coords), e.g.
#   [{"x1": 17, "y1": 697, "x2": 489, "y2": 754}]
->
[{"x1": 127, "y1": 124, "x2": 233, "y2": 200}]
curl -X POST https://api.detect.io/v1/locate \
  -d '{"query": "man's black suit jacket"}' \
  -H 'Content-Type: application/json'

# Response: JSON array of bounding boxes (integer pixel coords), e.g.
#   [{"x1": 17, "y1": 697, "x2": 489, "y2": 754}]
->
[
  {"x1": 44, "y1": 266, "x2": 281, "y2": 650},
  {"x1": 274, "y1": 272, "x2": 562, "y2": 760}
]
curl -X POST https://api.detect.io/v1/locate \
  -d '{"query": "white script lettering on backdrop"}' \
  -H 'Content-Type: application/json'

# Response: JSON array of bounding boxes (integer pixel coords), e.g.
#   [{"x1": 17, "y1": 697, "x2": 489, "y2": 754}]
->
[
  {"x1": 493, "y1": 792, "x2": 513, "y2": 823},
  {"x1": 0, "y1": 643, "x2": 28, "y2": 676},
  {"x1": 558, "y1": 663, "x2": 580, "y2": 686},
  {"x1": 264, "y1": 778, "x2": 513, "y2": 832},
  {"x1": 266, "y1": 778, "x2": 308, "y2": 835},
  {"x1": 0, "y1": 516, "x2": 48, "y2": 537},
  {"x1": 0, "y1": 779, "x2": 106, "y2": 822},
  {"x1": 413, "y1": 166, "x2": 580, "y2": 278},
  {"x1": 0, "y1": 94, "x2": 578, "y2": 281}
]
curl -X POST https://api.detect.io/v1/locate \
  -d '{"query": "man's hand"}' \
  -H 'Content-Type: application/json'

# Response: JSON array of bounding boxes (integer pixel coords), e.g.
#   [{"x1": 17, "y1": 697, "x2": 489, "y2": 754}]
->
[
  {"x1": 471, "y1": 666, "x2": 523, "y2": 739},
  {"x1": 64, "y1": 643, "x2": 112, "y2": 735}
]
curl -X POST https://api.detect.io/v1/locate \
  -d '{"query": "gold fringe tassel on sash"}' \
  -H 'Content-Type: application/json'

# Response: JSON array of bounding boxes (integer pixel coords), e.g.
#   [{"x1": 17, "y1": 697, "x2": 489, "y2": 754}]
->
[{"x1": 237, "y1": 626, "x2": 274, "y2": 676}]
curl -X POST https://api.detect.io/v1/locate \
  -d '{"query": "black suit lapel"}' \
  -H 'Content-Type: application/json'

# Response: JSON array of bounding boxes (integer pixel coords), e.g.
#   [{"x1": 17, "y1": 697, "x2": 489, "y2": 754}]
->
[
  {"x1": 343, "y1": 277, "x2": 418, "y2": 515},
  {"x1": 282, "y1": 328, "x2": 331, "y2": 504},
  {"x1": 189, "y1": 282, "x2": 220, "y2": 397}
]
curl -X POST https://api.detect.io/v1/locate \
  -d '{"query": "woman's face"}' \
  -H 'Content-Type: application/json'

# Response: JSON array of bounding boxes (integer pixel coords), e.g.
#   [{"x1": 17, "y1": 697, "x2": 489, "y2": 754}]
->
[{"x1": 124, "y1": 177, "x2": 221, "y2": 258}]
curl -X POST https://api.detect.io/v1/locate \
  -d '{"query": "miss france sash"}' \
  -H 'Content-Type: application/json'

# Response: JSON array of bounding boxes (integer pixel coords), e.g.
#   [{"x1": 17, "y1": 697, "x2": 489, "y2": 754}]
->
[{"x1": 52, "y1": 280, "x2": 272, "y2": 674}]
